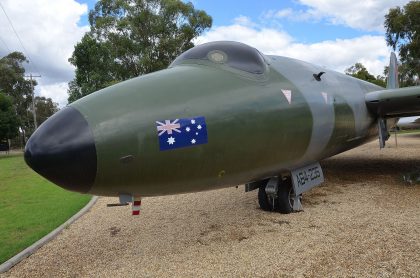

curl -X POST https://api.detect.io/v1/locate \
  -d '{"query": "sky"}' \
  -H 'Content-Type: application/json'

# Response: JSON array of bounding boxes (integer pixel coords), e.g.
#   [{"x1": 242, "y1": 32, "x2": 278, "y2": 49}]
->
[{"x1": 0, "y1": 0, "x2": 412, "y2": 107}]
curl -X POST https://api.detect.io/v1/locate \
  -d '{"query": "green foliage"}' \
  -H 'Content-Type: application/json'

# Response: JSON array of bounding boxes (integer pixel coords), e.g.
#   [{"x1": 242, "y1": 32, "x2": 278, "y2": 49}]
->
[
  {"x1": 0, "y1": 52, "x2": 36, "y2": 136},
  {"x1": 68, "y1": 35, "x2": 114, "y2": 102},
  {"x1": 0, "y1": 155, "x2": 91, "y2": 264},
  {"x1": 68, "y1": 0, "x2": 212, "y2": 103},
  {"x1": 0, "y1": 92, "x2": 19, "y2": 141},
  {"x1": 34, "y1": 96, "x2": 59, "y2": 126},
  {"x1": 345, "y1": 63, "x2": 386, "y2": 87},
  {"x1": 385, "y1": 1, "x2": 420, "y2": 85},
  {"x1": 397, "y1": 63, "x2": 419, "y2": 87}
]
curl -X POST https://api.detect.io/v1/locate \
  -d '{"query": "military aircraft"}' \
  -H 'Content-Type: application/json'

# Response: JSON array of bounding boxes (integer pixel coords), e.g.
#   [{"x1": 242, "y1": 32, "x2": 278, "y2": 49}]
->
[
  {"x1": 397, "y1": 117, "x2": 420, "y2": 130},
  {"x1": 24, "y1": 41, "x2": 420, "y2": 215}
]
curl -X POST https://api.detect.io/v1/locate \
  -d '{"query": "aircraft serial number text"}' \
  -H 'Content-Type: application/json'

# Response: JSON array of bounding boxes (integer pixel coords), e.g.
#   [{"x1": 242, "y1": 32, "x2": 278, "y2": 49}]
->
[
  {"x1": 291, "y1": 163, "x2": 324, "y2": 195},
  {"x1": 295, "y1": 166, "x2": 321, "y2": 187}
]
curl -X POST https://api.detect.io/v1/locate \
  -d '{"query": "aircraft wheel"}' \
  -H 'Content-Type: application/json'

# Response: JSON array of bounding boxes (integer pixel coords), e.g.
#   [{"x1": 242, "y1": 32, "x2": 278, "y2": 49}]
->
[
  {"x1": 258, "y1": 185, "x2": 272, "y2": 211},
  {"x1": 274, "y1": 178, "x2": 295, "y2": 214}
]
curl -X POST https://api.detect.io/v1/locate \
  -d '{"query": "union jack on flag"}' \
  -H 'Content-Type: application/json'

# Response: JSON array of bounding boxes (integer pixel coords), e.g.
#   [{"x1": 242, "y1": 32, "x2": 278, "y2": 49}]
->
[{"x1": 156, "y1": 116, "x2": 208, "y2": 151}]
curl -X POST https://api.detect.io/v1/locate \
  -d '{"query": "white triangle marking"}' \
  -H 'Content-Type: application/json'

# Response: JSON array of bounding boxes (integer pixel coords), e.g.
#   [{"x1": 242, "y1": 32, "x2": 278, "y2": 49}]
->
[
  {"x1": 321, "y1": 92, "x2": 328, "y2": 104},
  {"x1": 281, "y1": 89, "x2": 292, "y2": 104}
]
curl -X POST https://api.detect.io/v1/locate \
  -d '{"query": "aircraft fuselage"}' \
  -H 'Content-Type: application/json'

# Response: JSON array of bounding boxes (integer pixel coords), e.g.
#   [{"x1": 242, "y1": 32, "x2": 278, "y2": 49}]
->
[{"x1": 24, "y1": 42, "x2": 393, "y2": 198}]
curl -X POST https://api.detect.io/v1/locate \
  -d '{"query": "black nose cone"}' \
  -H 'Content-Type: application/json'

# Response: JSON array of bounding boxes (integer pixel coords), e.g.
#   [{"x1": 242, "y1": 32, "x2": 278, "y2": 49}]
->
[{"x1": 24, "y1": 107, "x2": 97, "y2": 193}]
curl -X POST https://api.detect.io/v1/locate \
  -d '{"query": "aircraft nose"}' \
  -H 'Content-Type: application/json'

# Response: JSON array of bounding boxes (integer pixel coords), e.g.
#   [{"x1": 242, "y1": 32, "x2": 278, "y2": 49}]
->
[{"x1": 24, "y1": 107, "x2": 97, "y2": 193}]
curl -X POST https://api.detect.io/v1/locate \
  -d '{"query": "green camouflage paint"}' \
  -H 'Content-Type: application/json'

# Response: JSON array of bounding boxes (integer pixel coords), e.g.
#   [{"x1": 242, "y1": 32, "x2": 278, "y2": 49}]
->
[
  {"x1": 72, "y1": 62, "x2": 313, "y2": 196},
  {"x1": 24, "y1": 42, "x2": 420, "y2": 198},
  {"x1": 323, "y1": 94, "x2": 356, "y2": 157}
]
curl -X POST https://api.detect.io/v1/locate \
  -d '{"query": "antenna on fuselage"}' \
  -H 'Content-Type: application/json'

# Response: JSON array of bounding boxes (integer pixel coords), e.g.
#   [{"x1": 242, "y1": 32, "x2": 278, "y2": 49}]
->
[{"x1": 313, "y1": 71, "x2": 325, "y2": 81}]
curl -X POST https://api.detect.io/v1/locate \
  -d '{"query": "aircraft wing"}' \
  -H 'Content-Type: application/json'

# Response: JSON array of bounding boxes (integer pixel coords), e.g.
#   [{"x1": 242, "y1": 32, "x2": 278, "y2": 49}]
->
[{"x1": 365, "y1": 86, "x2": 420, "y2": 118}]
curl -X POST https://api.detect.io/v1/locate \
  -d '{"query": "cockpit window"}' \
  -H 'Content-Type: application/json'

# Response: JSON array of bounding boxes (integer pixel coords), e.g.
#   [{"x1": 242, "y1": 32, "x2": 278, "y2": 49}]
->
[{"x1": 170, "y1": 41, "x2": 266, "y2": 74}]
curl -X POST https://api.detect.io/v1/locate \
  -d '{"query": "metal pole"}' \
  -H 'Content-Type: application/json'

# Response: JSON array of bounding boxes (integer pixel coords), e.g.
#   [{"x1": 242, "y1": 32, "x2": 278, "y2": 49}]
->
[
  {"x1": 394, "y1": 130, "x2": 398, "y2": 148},
  {"x1": 30, "y1": 74, "x2": 38, "y2": 129},
  {"x1": 25, "y1": 74, "x2": 41, "y2": 130}
]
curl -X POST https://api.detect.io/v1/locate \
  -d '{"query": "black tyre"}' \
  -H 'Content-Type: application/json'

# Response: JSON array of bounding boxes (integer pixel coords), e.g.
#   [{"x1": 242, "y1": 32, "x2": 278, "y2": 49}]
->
[
  {"x1": 258, "y1": 185, "x2": 272, "y2": 211},
  {"x1": 274, "y1": 178, "x2": 294, "y2": 214}
]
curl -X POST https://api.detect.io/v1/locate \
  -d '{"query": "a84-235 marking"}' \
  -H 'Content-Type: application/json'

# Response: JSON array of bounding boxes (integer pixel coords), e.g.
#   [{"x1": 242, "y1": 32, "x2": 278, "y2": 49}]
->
[{"x1": 295, "y1": 166, "x2": 322, "y2": 188}]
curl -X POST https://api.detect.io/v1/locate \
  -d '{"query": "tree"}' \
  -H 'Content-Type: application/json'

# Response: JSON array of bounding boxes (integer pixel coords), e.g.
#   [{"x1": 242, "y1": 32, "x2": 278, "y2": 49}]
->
[
  {"x1": 0, "y1": 52, "x2": 35, "y2": 135},
  {"x1": 0, "y1": 92, "x2": 19, "y2": 142},
  {"x1": 396, "y1": 63, "x2": 418, "y2": 87},
  {"x1": 35, "y1": 96, "x2": 59, "y2": 125},
  {"x1": 345, "y1": 63, "x2": 386, "y2": 87},
  {"x1": 68, "y1": 0, "x2": 212, "y2": 103},
  {"x1": 385, "y1": 1, "x2": 420, "y2": 85},
  {"x1": 68, "y1": 35, "x2": 115, "y2": 102}
]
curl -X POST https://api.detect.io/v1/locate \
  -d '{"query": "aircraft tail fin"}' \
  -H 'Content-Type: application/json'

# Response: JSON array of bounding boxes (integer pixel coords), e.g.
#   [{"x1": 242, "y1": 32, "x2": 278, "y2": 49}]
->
[{"x1": 387, "y1": 52, "x2": 399, "y2": 89}]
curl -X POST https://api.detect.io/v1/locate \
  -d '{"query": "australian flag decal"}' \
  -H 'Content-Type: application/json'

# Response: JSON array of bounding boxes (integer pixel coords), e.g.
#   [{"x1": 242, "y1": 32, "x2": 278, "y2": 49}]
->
[{"x1": 156, "y1": 116, "x2": 208, "y2": 151}]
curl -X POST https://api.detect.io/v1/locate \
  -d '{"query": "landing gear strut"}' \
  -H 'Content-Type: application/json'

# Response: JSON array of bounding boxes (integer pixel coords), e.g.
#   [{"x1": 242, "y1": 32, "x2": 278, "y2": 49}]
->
[{"x1": 258, "y1": 176, "x2": 302, "y2": 213}]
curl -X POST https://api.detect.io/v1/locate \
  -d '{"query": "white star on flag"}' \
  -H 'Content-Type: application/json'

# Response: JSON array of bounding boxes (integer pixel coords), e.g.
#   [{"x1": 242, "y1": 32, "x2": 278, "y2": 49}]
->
[
  {"x1": 156, "y1": 119, "x2": 181, "y2": 136},
  {"x1": 191, "y1": 119, "x2": 196, "y2": 124},
  {"x1": 186, "y1": 127, "x2": 190, "y2": 132},
  {"x1": 197, "y1": 125, "x2": 202, "y2": 130},
  {"x1": 167, "y1": 137, "x2": 175, "y2": 145},
  {"x1": 191, "y1": 139, "x2": 196, "y2": 144}
]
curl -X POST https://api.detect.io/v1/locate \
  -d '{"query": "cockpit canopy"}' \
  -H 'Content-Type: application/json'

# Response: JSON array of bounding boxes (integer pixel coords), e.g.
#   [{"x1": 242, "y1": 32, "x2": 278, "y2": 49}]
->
[{"x1": 170, "y1": 41, "x2": 267, "y2": 74}]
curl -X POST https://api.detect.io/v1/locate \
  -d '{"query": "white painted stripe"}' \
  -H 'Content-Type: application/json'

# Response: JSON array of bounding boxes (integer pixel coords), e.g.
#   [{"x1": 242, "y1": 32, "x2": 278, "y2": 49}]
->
[{"x1": 321, "y1": 92, "x2": 328, "y2": 104}]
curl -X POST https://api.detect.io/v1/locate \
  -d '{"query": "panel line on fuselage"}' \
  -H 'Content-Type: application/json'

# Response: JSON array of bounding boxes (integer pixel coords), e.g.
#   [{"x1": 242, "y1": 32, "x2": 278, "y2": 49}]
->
[{"x1": 269, "y1": 56, "x2": 335, "y2": 164}]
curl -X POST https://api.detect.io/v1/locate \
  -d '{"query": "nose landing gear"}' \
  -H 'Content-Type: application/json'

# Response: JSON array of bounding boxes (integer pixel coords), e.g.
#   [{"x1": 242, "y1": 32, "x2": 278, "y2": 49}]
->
[{"x1": 258, "y1": 176, "x2": 302, "y2": 213}]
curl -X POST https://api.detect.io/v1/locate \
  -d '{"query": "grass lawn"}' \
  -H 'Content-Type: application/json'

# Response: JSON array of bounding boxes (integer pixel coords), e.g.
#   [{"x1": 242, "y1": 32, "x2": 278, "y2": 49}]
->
[
  {"x1": 0, "y1": 154, "x2": 91, "y2": 264},
  {"x1": 397, "y1": 129, "x2": 420, "y2": 135}
]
